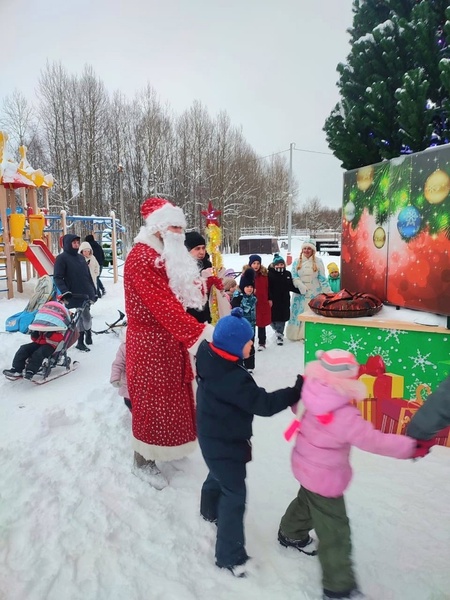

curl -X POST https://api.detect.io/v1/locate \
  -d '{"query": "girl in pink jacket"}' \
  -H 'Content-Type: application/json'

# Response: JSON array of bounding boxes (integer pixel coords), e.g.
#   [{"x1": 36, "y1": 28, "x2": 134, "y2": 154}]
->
[
  {"x1": 110, "y1": 335, "x2": 131, "y2": 411},
  {"x1": 278, "y1": 349, "x2": 419, "y2": 600}
]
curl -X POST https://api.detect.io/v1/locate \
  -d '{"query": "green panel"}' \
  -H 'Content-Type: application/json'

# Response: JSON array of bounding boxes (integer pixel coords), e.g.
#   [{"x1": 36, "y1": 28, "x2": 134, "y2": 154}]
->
[{"x1": 304, "y1": 322, "x2": 450, "y2": 400}]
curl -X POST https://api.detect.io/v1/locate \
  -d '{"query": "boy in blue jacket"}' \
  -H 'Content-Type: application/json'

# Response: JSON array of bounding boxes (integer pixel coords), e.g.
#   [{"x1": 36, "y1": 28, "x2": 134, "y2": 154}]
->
[{"x1": 195, "y1": 307, "x2": 305, "y2": 577}]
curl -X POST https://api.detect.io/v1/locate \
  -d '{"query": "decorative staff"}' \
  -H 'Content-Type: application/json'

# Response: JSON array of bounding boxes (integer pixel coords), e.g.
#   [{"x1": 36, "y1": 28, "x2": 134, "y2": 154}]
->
[{"x1": 201, "y1": 200, "x2": 228, "y2": 324}]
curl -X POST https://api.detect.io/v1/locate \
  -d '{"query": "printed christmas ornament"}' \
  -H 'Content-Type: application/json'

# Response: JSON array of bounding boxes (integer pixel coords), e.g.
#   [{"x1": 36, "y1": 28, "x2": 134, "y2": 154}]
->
[
  {"x1": 424, "y1": 169, "x2": 450, "y2": 204},
  {"x1": 373, "y1": 226, "x2": 386, "y2": 249},
  {"x1": 356, "y1": 166, "x2": 374, "y2": 191},
  {"x1": 344, "y1": 201, "x2": 356, "y2": 222},
  {"x1": 397, "y1": 206, "x2": 422, "y2": 239}
]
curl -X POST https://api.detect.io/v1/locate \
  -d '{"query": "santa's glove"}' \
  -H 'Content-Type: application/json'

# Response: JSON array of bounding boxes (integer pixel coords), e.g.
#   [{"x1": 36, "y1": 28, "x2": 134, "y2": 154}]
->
[
  {"x1": 201, "y1": 268, "x2": 214, "y2": 279},
  {"x1": 412, "y1": 439, "x2": 435, "y2": 460},
  {"x1": 58, "y1": 291, "x2": 72, "y2": 304},
  {"x1": 292, "y1": 279, "x2": 307, "y2": 295},
  {"x1": 111, "y1": 380, "x2": 121, "y2": 388},
  {"x1": 208, "y1": 276, "x2": 224, "y2": 291}
]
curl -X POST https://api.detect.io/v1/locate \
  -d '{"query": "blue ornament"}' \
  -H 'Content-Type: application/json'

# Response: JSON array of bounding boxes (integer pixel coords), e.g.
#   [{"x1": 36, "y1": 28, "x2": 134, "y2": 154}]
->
[{"x1": 397, "y1": 206, "x2": 422, "y2": 239}]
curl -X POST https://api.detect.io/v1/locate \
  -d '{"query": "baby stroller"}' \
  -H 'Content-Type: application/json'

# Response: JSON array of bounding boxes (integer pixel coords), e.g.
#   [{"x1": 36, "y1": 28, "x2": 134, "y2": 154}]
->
[{"x1": 28, "y1": 297, "x2": 91, "y2": 384}]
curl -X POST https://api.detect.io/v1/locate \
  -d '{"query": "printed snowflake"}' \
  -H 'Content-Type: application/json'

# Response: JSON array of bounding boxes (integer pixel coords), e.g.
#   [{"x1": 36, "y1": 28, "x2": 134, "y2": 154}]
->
[
  {"x1": 408, "y1": 349, "x2": 435, "y2": 373},
  {"x1": 380, "y1": 328, "x2": 408, "y2": 344},
  {"x1": 320, "y1": 330, "x2": 336, "y2": 345},
  {"x1": 372, "y1": 346, "x2": 392, "y2": 367},
  {"x1": 343, "y1": 334, "x2": 365, "y2": 354}
]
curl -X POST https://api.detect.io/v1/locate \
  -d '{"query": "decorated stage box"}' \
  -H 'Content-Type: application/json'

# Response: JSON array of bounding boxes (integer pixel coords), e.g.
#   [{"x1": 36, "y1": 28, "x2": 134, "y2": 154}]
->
[
  {"x1": 301, "y1": 309, "x2": 450, "y2": 400},
  {"x1": 300, "y1": 311, "x2": 450, "y2": 447}
]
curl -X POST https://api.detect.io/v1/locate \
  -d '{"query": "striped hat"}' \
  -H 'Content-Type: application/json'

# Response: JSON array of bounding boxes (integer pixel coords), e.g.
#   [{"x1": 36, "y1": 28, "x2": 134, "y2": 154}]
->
[
  {"x1": 315, "y1": 349, "x2": 359, "y2": 379},
  {"x1": 29, "y1": 301, "x2": 71, "y2": 332}
]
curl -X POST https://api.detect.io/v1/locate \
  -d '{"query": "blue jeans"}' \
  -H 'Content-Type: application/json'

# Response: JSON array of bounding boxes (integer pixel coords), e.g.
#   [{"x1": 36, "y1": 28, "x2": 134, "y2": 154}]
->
[{"x1": 200, "y1": 458, "x2": 248, "y2": 568}]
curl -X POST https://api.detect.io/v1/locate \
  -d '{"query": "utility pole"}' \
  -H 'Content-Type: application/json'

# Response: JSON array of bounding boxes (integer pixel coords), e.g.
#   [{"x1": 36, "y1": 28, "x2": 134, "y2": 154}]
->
[
  {"x1": 287, "y1": 142, "x2": 294, "y2": 254},
  {"x1": 117, "y1": 163, "x2": 126, "y2": 257}
]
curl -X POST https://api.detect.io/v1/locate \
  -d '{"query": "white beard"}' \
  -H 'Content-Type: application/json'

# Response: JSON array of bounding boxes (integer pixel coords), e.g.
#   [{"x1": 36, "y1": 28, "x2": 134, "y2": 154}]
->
[{"x1": 157, "y1": 230, "x2": 207, "y2": 311}]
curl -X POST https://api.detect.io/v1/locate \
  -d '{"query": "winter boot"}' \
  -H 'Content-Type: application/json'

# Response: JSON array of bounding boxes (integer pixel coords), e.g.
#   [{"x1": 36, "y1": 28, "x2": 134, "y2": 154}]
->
[
  {"x1": 323, "y1": 590, "x2": 366, "y2": 599},
  {"x1": 76, "y1": 332, "x2": 90, "y2": 352},
  {"x1": 132, "y1": 452, "x2": 168, "y2": 490},
  {"x1": 278, "y1": 528, "x2": 318, "y2": 555},
  {"x1": 3, "y1": 368, "x2": 23, "y2": 380},
  {"x1": 276, "y1": 333, "x2": 284, "y2": 346},
  {"x1": 85, "y1": 329, "x2": 93, "y2": 345},
  {"x1": 24, "y1": 370, "x2": 35, "y2": 381}
]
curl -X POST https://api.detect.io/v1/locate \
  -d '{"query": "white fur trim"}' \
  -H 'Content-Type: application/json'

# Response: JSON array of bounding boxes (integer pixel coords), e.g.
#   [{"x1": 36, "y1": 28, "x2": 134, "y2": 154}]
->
[
  {"x1": 133, "y1": 227, "x2": 164, "y2": 251},
  {"x1": 188, "y1": 323, "x2": 215, "y2": 356},
  {"x1": 133, "y1": 437, "x2": 197, "y2": 462},
  {"x1": 144, "y1": 203, "x2": 186, "y2": 232},
  {"x1": 301, "y1": 241, "x2": 316, "y2": 251}
]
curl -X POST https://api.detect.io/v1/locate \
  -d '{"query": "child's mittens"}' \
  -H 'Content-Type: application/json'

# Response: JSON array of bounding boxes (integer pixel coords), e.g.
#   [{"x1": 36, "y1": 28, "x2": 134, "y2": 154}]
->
[
  {"x1": 111, "y1": 380, "x2": 121, "y2": 388},
  {"x1": 293, "y1": 278, "x2": 307, "y2": 295},
  {"x1": 294, "y1": 374, "x2": 304, "y2": 393},
  {"x1": 412, "y1": 439, "x2": 435, "y2": 459}
]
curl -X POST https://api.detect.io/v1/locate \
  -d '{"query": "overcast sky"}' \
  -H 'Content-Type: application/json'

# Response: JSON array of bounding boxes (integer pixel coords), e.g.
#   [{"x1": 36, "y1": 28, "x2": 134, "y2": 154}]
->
[{"x1": 1, "y1": 0, "x2": 354, "y2": 210}]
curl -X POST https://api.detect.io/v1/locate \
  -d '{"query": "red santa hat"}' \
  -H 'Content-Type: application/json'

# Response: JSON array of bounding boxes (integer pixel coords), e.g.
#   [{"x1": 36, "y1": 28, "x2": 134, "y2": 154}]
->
[{"x1": 140, "y1": 197, "x2": 186, "y2": 232}]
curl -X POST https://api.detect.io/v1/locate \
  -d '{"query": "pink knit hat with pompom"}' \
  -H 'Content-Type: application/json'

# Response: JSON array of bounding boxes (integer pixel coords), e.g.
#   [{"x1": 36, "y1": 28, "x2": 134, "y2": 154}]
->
[{"x1": 315, "y1": 349, "x2": 359, "y2": 379}]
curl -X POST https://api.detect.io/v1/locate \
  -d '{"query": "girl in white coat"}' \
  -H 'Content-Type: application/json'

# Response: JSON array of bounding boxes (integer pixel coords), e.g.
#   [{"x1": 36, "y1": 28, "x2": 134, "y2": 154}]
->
[
  {"x1": 79, "y1": 241, "x2": 100, "y2": 287},
  {"x1": 286, "y1": 240, "x2": 331, "y2": 341}
]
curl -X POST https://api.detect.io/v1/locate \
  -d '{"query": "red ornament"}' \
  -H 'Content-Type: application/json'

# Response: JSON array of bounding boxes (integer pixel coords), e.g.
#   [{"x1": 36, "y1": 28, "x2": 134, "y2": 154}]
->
[{"x1": 201, "y1": 201, "x2": 221, "y2": 225}]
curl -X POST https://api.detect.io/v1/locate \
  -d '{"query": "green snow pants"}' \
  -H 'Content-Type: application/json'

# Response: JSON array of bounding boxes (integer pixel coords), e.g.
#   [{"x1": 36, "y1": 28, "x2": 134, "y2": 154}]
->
[{"x1": 279, "y1": 486, "x2": 357, "y2": 594}]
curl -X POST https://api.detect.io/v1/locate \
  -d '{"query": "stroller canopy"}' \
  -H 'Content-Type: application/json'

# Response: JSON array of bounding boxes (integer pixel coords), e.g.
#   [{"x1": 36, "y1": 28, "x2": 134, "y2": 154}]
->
[{"x1": 28, "y1": 301, "x2": 71, "y2": 332}]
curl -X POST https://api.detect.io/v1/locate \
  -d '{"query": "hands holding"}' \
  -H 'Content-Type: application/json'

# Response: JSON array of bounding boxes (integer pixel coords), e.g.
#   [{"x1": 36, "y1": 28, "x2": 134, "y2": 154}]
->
[
  {"x1": 412, "y1": 438, "x2": 435, "y2": 459},
  {"x1": 294, "y1": 374, "x2": 304, "y2": 393}
]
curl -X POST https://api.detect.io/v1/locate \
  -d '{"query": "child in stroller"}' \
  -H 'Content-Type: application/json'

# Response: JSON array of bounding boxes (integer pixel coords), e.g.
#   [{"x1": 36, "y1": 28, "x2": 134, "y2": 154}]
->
[{"x1": 3, "y1": 298, "x2": 87, "y2": 382}]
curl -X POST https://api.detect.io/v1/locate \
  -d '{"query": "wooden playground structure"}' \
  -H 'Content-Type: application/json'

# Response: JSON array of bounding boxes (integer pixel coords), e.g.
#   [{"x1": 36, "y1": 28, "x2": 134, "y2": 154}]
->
[{"x1": 0, "y1": 131, "x2": 122, "y2": 299}]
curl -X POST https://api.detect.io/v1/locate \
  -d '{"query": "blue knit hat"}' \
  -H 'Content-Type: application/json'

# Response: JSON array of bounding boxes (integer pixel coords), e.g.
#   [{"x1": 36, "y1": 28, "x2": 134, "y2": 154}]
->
[
  {"x1": 273, "y1": 253, "x2": 285, "y2": 266},
  {"x1": 249, "y1": 254, "x2": 262, "y2": 265},
  {"x1": 213, "y1": 307, "x2": 254, "y2": 358}
]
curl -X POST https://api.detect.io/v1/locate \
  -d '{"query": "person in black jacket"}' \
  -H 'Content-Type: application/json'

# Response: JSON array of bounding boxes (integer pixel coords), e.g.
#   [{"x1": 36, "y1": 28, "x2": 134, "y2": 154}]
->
[
  {"x1": 268, "y1": 253, "x2": 300, "y2": 346},
  {"x1": 195, "y1": 307, "x2": 304, "y2": 577},
  {"x1": 406, "y1": 374, "x2": 450, "y2": 448},
  {"x1": 54, "y1": 234, "x2": 97, "y2": 351},
  {"x1": 85, "y1": 234, "x2": 106, "y2": 297}
]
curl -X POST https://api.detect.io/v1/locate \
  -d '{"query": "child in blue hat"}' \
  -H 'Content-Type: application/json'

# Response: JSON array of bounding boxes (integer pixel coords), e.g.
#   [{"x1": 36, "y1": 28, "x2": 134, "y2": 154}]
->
[{"x1": 195, "y1": 307, "x2": 305, "y2": 577}]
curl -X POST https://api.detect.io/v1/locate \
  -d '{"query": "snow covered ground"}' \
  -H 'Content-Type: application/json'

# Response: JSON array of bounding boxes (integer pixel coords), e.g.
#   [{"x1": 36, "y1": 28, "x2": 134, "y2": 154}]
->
[{"x1": 0, "y1": 242, "x2": 449, "y2": 600}]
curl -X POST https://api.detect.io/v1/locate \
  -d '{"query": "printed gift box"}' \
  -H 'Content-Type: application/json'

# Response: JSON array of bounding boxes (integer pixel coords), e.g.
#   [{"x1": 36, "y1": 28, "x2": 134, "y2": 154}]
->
[
  {"x1": 352, "y1": 398, "x2": 378, "y2": 426},
  {"x1": 380, "y1": 396, "x2": 450, "y2": 447}
]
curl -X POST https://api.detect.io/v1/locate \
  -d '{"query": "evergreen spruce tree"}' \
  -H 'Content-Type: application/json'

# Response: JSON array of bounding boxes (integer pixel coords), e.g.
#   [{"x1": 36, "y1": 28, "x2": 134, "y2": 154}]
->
[{"x1": 324, "y1": 0, "x2": 450, "y2": 170}]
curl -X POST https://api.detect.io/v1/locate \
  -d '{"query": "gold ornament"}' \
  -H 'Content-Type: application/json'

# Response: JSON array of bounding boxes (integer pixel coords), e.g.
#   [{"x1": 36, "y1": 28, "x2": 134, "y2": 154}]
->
[
  {"x1": 373, "y1": 226, "x2": 386, "y2": 249},
  {"x1": 356, "y1": 166, "x2": 374, "y2": 192},
  {"x1": 424, "y1": 169, "x2": 450, "y2": 204}
]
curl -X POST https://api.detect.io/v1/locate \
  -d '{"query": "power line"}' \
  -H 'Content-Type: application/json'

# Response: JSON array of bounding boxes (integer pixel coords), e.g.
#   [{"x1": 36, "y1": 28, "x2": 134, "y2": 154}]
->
[
  {"x1": 254, "y1": 146, "x2": 334, "y2": 162},
  {"x1": 293, "y1": 147, "x2": 333, "y2": 156}
]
